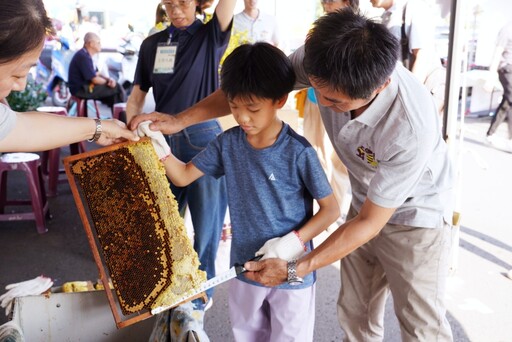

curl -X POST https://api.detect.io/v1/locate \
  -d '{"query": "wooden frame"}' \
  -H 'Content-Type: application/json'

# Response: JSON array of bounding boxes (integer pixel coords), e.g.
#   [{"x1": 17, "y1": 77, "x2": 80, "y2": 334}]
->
[{"x1": 63, "y1": 139, "x2": 205, "y2": 329}]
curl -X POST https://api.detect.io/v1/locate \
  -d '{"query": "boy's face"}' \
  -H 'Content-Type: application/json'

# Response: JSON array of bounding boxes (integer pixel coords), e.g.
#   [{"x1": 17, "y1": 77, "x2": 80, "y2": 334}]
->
[{"x1": 229, "y1": 96, "x2": 285, "y2": 136}]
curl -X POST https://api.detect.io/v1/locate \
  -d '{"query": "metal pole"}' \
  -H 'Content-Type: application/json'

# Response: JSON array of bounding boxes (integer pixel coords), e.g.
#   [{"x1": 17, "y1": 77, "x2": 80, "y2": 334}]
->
[{"x1": 443, "y1": 0, "x2": 469, "y2": 274}]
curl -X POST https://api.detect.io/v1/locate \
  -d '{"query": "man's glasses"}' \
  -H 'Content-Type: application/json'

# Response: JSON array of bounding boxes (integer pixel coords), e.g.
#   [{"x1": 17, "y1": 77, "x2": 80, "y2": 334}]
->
[{"x1": 163, "y1": 0, "x2": 194, "y2": 11}]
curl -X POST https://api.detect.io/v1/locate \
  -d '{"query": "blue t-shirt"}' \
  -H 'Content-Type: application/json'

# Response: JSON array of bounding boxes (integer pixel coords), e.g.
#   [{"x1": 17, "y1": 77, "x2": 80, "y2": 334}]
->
[
  {"x1": 134, "y1": 15, "x2": 232, "y2": 114},
  {"x1": 192, "y1": 123, "x2": 333, "y2": 289},
  {"x1": 68, "y1": 48, "x2": 96, "y2": 95}
]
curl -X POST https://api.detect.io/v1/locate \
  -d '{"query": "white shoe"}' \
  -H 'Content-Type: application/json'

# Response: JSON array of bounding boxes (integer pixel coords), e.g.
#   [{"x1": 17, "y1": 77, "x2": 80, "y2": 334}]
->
[
  {"x1": 506, "y1": 139, "x2": 512, "y2": 153},
  {"x1": 203, "y1": 297, "x2": 213, "y2": 312},
  {"x1": 486, "y1": 135, "x2": 497, "y2": 145}
]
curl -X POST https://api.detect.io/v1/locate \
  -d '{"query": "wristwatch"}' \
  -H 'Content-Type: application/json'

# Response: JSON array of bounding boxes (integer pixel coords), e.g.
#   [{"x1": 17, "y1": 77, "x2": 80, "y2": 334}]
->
[{"x1": 287, "y1": 259, "x2": 304, "y2": 285}]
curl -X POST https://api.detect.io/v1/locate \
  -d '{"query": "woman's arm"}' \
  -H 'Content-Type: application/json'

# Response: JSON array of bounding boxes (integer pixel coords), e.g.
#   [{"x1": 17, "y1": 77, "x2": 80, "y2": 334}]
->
[{"x1": 0, "y1": 111, "x2": 138, "y2": 152}]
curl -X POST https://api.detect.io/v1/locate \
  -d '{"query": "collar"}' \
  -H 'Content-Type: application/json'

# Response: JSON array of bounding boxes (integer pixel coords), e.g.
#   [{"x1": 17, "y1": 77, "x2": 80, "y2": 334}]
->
[
  {"x1": 169, "y1": 18, "x2": 202, "y2": 36},
  {"x1": 352, "y1": 68, "x2": 398, "y2": 127},
  {"x1": 241, "y1": 10, "x2": 261, "y2": 22}
]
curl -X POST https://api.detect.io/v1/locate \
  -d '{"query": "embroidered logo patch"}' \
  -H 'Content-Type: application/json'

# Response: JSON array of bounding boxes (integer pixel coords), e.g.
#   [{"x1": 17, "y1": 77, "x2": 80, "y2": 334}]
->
[
  {"x1": 268, "y1": 173, "x2": 276, "y2": 181},
  {"x1": 356, "y1": 145, "x2": 378, "y2": 168}
]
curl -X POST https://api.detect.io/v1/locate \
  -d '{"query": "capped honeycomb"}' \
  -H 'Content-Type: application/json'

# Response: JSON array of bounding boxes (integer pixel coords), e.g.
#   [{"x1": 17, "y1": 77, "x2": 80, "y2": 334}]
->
[{"x1": 67, "y1": 139, "x2": 206, "y2": 315}]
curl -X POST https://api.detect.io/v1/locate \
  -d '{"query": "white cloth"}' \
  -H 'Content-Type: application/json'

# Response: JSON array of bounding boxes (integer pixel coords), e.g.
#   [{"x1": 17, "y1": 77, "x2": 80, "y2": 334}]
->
[{"x1": 136, "y1": 120, "x2": 171, "y2": 161}]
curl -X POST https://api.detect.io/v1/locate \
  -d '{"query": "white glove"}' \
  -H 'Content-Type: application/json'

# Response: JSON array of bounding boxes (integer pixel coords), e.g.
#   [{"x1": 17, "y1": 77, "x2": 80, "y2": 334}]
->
[
  {"x1": 137, "y1": 120, "x2": 171, "y2": 161},
  {"x1": 0, "y1": 276, "x2": 53, "y2": 316},
  {"x1": 255, "y1": 231, "x2": 306, "y2": 261}
]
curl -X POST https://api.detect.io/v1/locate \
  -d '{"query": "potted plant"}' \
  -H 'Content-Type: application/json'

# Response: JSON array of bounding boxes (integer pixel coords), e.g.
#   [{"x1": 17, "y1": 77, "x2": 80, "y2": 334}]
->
[{"x1": 6, "y1": 79, "x2": 48, "y2": 112}]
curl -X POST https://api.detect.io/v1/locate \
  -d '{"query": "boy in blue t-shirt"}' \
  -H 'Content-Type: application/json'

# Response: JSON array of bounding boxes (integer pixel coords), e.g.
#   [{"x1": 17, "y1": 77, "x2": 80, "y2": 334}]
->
[{"x1": 140, "y1": 42, "x2": 339, "y2": 341}]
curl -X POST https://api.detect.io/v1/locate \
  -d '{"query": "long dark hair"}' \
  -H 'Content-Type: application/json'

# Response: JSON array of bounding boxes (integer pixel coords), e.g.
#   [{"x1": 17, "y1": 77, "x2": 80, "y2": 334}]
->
[{"x1": 0, "y1": 0, "x2": 54, "y2": 64}]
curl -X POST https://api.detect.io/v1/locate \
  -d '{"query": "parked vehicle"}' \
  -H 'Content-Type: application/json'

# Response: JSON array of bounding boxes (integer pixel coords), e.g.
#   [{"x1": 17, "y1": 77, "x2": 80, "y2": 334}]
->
[
  {"x1": 48, "y1": 37, "x2": 74, "y2": 107},
  {"x1": 105, "y1": 28, "x2": 143, "y2": 97}
]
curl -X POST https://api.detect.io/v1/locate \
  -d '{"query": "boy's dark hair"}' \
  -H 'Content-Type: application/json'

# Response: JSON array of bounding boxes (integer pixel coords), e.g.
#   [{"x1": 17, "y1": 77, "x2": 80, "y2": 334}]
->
[
  {"x1": 304, "y1": 8, "x2": 398, "y2": 100},
  {"x1": 221, "y1": 42, "x2": 296, "y2": 102},
  {"x1": 0, "y1": 0, "x2": 54, "y2": 64}
]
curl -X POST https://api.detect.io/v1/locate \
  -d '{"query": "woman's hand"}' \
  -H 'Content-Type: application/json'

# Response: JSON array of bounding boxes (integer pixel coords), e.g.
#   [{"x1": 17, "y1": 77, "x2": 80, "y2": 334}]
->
[{"x1": 96, "y1": 119, "x2": 139, "y2": 145}]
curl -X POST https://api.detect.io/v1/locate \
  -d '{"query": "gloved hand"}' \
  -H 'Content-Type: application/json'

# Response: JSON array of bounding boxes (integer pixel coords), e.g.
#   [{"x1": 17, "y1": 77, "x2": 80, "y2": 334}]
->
[
  {"x1": 255, "y1": 231, "x2": 307, "y2": 261},
  {"x1": 0, "y1": 276, "x2": 53, "y2": 316},
  {"x1": 137, "y1": 120, "x2": 171, "y2": 161}
]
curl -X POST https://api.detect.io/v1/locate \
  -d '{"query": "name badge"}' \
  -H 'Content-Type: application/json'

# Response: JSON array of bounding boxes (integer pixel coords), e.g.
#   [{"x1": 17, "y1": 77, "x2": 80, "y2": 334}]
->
[{"x1": 154, "y1": 43, "x2": 178, "y2": 74}]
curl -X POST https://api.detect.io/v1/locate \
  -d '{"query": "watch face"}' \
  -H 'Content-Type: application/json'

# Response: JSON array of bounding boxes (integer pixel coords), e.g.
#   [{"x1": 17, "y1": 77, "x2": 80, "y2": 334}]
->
[{"x1": 288, "y1": 279, "x2": 304, "y2": 286}]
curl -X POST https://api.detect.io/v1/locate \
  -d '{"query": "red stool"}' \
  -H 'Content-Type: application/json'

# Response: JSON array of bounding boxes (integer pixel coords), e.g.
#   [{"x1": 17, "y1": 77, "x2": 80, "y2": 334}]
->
[
  {"x1": 0, "y1": 153, "x2": 49, "y2": 234},
  {"x1": 67, "y1": 95, "x2": 100, "y2": 119},
  {"x1": 113, "y1": 102, "x2": 126, "y2": 121},
  {"x1": 37, "y1": 106, "x2": 86, "y2": 196}
]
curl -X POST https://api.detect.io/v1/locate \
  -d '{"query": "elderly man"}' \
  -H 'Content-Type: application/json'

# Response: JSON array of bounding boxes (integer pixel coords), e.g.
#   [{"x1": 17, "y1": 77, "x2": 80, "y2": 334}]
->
[{"x1": 68, "y1": 32, "x2": 124, "y2": 114}]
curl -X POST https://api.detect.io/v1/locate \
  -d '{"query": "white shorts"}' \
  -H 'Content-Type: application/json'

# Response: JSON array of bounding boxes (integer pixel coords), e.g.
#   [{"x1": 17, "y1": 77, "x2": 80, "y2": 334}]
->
[{"x1": 228, "y1": 279, "x2": 316, "y2": 342}]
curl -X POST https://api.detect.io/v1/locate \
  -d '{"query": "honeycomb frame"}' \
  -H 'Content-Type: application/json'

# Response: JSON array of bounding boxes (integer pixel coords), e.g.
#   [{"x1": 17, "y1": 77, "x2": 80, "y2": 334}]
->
[{"x1": 63, "y1": 138, "x2": 206, "y2": 328}]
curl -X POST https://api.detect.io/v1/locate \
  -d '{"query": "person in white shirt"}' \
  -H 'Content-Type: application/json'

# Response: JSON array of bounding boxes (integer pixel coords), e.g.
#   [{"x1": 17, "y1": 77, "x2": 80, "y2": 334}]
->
[{"x1": 233, "y1": 0, "x2": 281, "y2": 48}]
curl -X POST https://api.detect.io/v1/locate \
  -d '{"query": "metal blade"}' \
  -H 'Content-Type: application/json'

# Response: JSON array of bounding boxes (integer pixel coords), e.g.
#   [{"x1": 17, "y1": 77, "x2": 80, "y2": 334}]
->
[{"x1": 151, "y1": 266, "x2": 238, "y2": 315}]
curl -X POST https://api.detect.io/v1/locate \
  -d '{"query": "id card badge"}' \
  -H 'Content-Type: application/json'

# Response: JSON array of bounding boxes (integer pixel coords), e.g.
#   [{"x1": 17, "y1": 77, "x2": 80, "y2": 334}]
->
[{"x1": 154, "y1": 42, "x2": 178, "y2": 74}]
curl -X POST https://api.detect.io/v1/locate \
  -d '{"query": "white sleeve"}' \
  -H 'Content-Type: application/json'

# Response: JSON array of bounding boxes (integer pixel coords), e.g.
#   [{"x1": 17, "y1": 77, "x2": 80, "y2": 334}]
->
[{"x1": 0, "y1": 104, "x2": 17, "y2": 141}]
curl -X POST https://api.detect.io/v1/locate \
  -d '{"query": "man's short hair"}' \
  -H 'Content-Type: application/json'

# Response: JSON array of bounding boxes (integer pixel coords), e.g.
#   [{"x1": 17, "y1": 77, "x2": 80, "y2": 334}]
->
[
  {"x1": 83, "y1": 32, "x2": 100, "y2": 45},
  {"x1": 304, "y1": 8, "x2": 398, "y2": 99},
  {"x1": 221, "y1": 42, "x2": 295, "y2": 102}
]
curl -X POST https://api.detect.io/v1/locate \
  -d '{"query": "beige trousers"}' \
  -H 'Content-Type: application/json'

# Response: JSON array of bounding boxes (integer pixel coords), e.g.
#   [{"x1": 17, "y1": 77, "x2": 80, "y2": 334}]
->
[
  {"x1": 302, "y1": 98, "x2": 349, "y2": 218},
  {"x1": 337, "y1": 208, "x2": 454, "y2": 342}
]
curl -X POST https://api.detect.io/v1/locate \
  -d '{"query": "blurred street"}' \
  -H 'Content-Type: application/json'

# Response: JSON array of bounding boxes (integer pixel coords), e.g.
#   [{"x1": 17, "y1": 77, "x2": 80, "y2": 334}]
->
[{"x1": 0, "y1": 104, "x2": 511, "y2": 341}]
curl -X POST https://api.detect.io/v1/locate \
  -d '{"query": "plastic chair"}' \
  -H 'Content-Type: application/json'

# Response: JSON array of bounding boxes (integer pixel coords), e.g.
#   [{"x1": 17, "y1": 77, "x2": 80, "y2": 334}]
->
[
  {"x1": 67, "y1": 95, "x2": 100, "y2": 119},
  {"x1": 0, "y1": 153, "x2": 49, "y2": 234},
  {"x1": 113, "y1": 102, "x2": 126, "y2": 121},
  {"x1": 37, "y1": 106, "x2": 86, "y2": 196}
]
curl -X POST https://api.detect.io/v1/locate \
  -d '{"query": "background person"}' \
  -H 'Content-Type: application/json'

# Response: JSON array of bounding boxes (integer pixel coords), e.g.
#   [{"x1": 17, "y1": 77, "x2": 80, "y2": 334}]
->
[
  {"x1": 371, "y1": 0, "x2": 446, "y2": 115},
  {"x1": 485, "y1": 19, "x2": 512, "y2": 151},
  {"x1": 321, "y1": 0, "x2": 359, "y2": 12},
  {"x1": 295, "y1": 0, "x2": 359, "y2": 225},
  {"x1": 0, "y1": 0, "x2": 138, "y2": 153},
  {"x1": 68, "y1": 32, "x2": 125, "y2": 115},
  {"x1": 233, "y1": 0, "x2": 281, "y2": 48},
  {"x1": 148, "y1": 3, "x2": 170, "y2": 36}
]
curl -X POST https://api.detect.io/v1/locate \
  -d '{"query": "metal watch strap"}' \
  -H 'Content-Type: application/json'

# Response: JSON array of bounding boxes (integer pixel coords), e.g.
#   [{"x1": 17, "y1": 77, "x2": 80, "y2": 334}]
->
[
  {"x1": 287, "y1": 259, "x2": 304, "y2": 285},
  {"x1": 88, "y1": 119, "x2": 102, "y2": 142}
]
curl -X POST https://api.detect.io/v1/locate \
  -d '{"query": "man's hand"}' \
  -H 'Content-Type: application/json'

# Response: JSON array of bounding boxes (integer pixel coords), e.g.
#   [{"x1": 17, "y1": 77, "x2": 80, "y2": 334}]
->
[
  {"x1": 137, "y1": 120, "x2": 171, "y2": 161},
  {"x1": 129, "y1": 112, "x2": 185, "y2": 135},
  {"x1": 106, "y1": 78, "x2": 116, "y2": 88},
  {"x1": 96, "y1": 119, "x2": 139, "y2": 146},
  {"x1": 243, "y1": 258, "x2": 288, "y2": 287}
]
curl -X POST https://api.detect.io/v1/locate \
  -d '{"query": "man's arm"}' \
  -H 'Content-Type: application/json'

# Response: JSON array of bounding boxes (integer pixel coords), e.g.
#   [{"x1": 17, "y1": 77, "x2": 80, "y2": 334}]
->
[
  {"x1": 244, "y1": 199, "x2": 396, "y2": 287},
  {"x1": 129, "y1": 89, "x2": 231, "y2": 134},
  {"x1": 410, "y1": 48, "x2": 434, "y2": 84},
  {"x1": 214, "y1": 0, "x2": 237, "y2": 31},
  {"x1": 126, "y1": 85, "x2": 148, "y2": 124}
]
